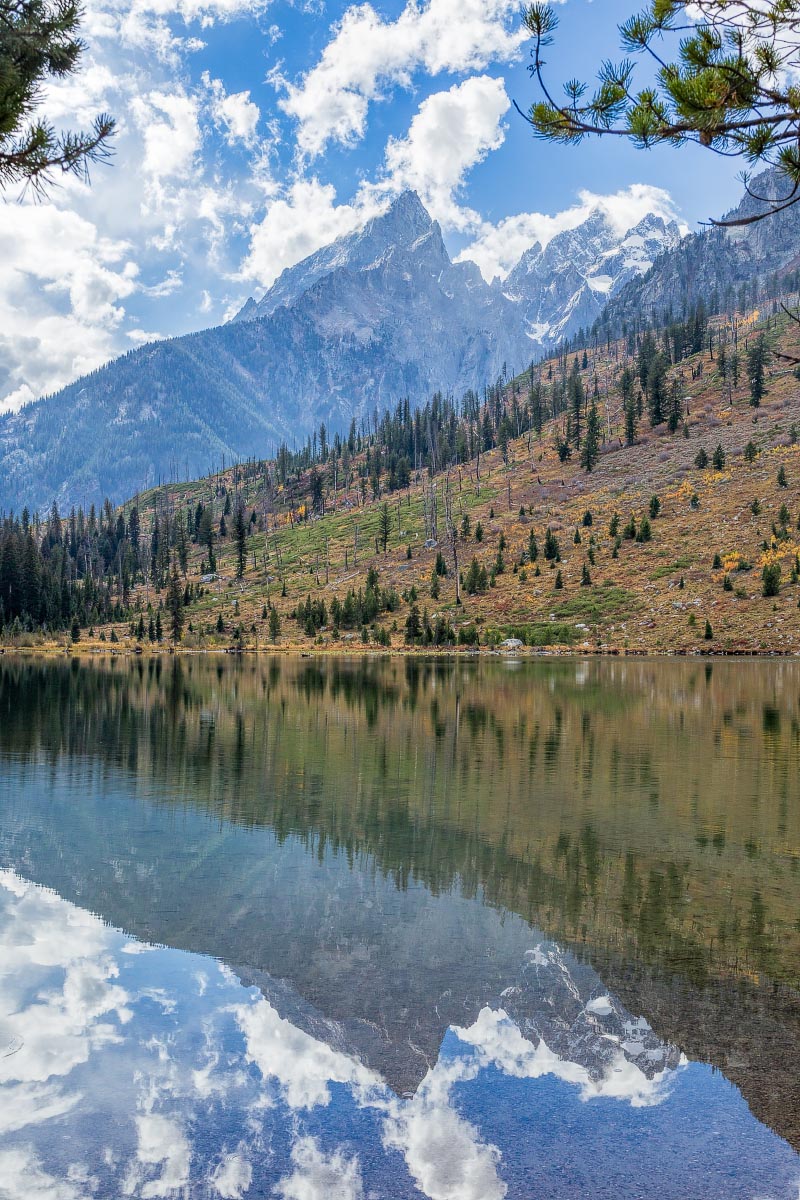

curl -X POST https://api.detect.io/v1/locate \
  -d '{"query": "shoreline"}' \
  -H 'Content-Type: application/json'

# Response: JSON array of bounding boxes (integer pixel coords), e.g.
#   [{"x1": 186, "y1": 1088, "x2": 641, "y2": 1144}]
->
[{"x1": 2, "y1": 642, "x2": 798, "y2": 660}]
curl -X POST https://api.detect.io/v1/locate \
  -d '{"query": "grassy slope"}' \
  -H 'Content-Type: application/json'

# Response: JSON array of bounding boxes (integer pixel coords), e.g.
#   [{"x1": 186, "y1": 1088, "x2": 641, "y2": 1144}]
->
[{"x1": 59, "y1": 310, "x2": 800, "y2": 655}]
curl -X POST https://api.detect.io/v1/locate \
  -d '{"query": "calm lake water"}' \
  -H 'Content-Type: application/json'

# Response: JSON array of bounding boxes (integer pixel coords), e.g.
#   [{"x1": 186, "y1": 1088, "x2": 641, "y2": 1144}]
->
[{"x1": 0, "y1": 654, "x2": 798, "y2": 1199}]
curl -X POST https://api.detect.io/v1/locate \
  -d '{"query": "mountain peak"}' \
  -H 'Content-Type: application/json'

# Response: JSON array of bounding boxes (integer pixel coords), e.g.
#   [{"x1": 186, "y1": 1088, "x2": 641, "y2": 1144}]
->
[
  {"x1": 233, "y1": 191, "x2": 435, "y2": 325},
  {"x1": 362, "y1": 190, "x2": 433, "y2": 245}
]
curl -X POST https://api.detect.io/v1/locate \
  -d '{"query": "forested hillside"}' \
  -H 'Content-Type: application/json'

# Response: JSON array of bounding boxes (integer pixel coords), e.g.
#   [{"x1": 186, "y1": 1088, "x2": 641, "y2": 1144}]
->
[{"x1": 4, "y1": 296, "x2": 800, "y2": 655}]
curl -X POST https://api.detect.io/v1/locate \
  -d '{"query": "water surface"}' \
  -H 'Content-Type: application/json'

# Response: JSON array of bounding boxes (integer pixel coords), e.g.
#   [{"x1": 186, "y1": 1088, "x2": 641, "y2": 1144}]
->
[{"x1": 0, "y1": 655, "x2": 798, "y2": 1198}]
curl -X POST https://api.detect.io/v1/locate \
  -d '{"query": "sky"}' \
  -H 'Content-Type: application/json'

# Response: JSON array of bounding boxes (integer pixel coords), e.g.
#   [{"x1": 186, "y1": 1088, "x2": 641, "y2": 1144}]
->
[{"x1": 0, "y1": 0, "x2": 746, "y2": 413}]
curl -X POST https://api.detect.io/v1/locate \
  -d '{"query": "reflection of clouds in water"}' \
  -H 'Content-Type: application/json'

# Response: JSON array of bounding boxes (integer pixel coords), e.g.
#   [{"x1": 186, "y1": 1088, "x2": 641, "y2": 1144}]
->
[
  {"x1": 383, "y1": 1059, "x2": 506, "y2": 1200},
  {"x1": 1, "y1": 869, "x2": 795, "y2": 1200},
  {"x1": 0, "y1": 1146, "x2": 91, "y2": 1200},
  {"x1": 209, "y1": 1145, "x2": 253, "y2": 1199},
  {"x1": 275, "y1": 1137, "x2": 364, "y2": 1200},
  {"x1": 454, "y1": 1008, "x2": 679, "y2": 1108},
  {"x1": 0, "y1": 1080, "x2": 81, "y2": 1135},
  {"x1": 0, "y1": 870, "x2": 130, "y2": 1091},
  {"x1": 0, "y1": 867, "x2": 683, "y2": 1200},
  {"x1": 234, "y1": 994, "x2": 381, "y2": 1110},
  {"x1": 123, "y1": 1115, "x2": 191, "y2": 1199}
]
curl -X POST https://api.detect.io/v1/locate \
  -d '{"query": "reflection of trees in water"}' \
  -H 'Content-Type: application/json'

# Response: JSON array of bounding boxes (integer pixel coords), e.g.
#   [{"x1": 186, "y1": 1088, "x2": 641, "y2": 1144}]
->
[{"x1": 0, "y1": 654, "x2": 798, "y2": 988}]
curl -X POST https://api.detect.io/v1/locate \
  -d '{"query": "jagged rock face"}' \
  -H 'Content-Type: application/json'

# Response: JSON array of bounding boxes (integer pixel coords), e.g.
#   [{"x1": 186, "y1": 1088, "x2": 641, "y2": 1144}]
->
[
  {"x1": 0, "y1": 191, "x2": 682, "y2": 512},
  {"x1": 233, "y1": 190, "x2": 437, "y2": 322},
  {"x1": 604, "y1": 166, "x2": 800, "y2": 330},
  {"x1": 0, "y1": 193, "x2": 527, "y2": 513},
  {"x1": 503, "y1": 210, "x2": 682, "y2": 349}
]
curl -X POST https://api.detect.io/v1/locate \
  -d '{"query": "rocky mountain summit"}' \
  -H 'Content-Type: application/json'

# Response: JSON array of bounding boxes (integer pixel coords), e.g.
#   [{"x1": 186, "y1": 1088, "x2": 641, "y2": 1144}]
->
[
  {"x1": 0, "y1": 175, "x2": 780, "y2": 514},
  {"x1": 502, "y1": 210, "x2": 682, "y2": 350}
]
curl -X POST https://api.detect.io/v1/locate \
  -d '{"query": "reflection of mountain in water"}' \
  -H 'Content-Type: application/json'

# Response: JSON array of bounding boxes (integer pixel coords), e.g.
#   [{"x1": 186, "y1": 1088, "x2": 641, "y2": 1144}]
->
[
  {"x1": 0, "y1": 655, "x2": 798, "y2": 1147},
  {"x1": 6, "y1": 870, "x2": 798, "y2": 1200}
]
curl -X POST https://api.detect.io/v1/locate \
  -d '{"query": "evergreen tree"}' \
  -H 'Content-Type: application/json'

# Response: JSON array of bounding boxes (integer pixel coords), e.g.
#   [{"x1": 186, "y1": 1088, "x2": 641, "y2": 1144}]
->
[
  {"x1": 233, "y1": 497, "x2": 247, "y2": 579},
  {"x1": 646, "y1": 353, "x2": 668, "y2": 427},
  {"x1": 404, "y1": 603, "x2": 422, "y2": 643},
  {"x1": 747, "y1": 336, "x2": 767, "y2": 407},
  {"x1": 166, "y1": 561, "x2": 184, "y2": 642},
  {"x1": 0, "y1": 0, "x2": 115, "y2": 191},
  {"x1": 379, "y1": 501, "x2": 391, "y2": 554},
  {"x1": 620, "y1": 366, "x2": 637, "y2": 446},
  {"x1": 524, "y1": 2, "x2": 800, "y2": 228},
  {"x1": 580, "y1": 398, "x2": 600, "y2": 472},
  {"x1": 269, "y1": 605, "x2": 281, "y2": 642}
]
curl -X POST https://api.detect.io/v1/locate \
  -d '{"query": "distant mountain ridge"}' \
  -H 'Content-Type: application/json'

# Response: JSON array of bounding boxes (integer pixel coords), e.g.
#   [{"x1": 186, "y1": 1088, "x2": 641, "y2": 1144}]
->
[
  {"x1": 501, "y1": 210, "x2": 682, "y2": 349},
  {"x1": 1, "y1": 173, "x2": 790, "y2": 514},
  {"x1": 600, "y1": 167, "x2": 800, "y2": 332}
]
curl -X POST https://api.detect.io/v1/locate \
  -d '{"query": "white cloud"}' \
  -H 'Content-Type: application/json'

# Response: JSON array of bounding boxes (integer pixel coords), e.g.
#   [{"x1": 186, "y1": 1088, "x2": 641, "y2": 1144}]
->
[
  {"x1": 276, "y1": 0, "x2": 526, "y2": 158},
  {"x1": 128, "y1": 1114, "x2": 192, "y2": 1199},
  {"x1": 209, "y1": 1146, "x2": 252, "y2": 1198},
  {"x1": 274, "y1": 1137, "x2": 364, "y2": 1200},
  {"x1": 0, "y1": 204, "x2": 138, "y2": 412},
  {"x1": 460, "y1": 184, "x2": 686, "y2": 281},
  {"x1": 131, "y1": 89, "x2": 202, "y2": 184},
  {"x1": 243, "y1": 75, "x2": 509, "y2": 287},
  {"x1": 453, "y1": 1007, "x2": 679, "y2": 1108},
  {"x1": 0, "y1": 1147, "x2": 88, "y2": 1200},
  {"x1": 204, "y1": 74, "x2": 260, "y2": 146},
  {"x1": 375, "y1": 75, "x2": 509, "y2": 231},
  {"x1": 382, "y1": 1058, "x2": 506, "y2": 1200},
  {"x1": 241, "y1": 177, "x2": 381, "y2": 288}
]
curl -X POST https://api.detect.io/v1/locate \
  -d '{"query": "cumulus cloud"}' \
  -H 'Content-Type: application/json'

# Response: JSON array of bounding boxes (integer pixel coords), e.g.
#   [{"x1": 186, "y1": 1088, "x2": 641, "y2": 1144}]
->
[
  {"x1": 209, "y1": 1146, "x2": 252, "y2": 1198},
  {"x1": 275, "y1": 0, "x2": 526, "y2": 157},
  {"x1": 204, "y1": 74, "x2": 260, "y2": 146},
  {"x1": 274, "y1": 1137, "x2": 364, "y2": 1200},
  {"x1": 128, "y1": 1114, "x2": 192, "y2": 1199},
  {"x1": 131, "y1": 89, "x2": 202, "y2": 184},
  {"x1": 460, "y1": 184, "x2": 687, "y2": 281},
  {"x1": 0, "y1": 204, "x2": 138, "y2": 412},
  {"x1": 0, "y1": 870, "x2": 131, "y2": 1084},
  {"x1": 243, "y1": 76, "x2": 509, "y2": 286},
  {"x1": 241, "y1": 178, "x2": 381, "y2": 288},
  {"x1": 0, "y1": 0, "x2": 685, "y2": 416},
  {"x1": 0, "y1": 1147, "x2": 88, "y2": 1200},
  {"x1": 382, "y1": 1057, "x2": 506, "y2": 1200},
  {"x1": 453, "y1": 1007, "x2": 680, "y2": 1108},
  {"x1": 373, "y1": 75, "x2": 509, "y2": 231}
]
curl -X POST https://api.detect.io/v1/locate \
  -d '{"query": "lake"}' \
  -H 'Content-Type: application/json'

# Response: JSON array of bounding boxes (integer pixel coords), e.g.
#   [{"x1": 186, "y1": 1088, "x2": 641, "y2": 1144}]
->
[{"x1": 0, "y1": 654, "x2": 798, "y2": 1199}]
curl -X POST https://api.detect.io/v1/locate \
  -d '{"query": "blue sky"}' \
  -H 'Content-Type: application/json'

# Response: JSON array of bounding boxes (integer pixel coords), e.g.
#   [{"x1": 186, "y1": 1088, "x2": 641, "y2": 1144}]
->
[{"x1": 0, "y1": 0, "x2": 745, "y2": 411}]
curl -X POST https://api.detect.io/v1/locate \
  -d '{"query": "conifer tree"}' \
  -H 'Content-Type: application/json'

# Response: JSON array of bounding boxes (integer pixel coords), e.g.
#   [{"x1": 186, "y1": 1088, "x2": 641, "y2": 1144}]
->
[
  {"x1": 748, "y1": 336, "x2": 767, "y2": 407},
  {"x1": 167, "y1": 561, "x2": 184, "y2": 642},
  {"x1": 523, "y1": 2, "x2": 800, "y2": 227},
  {"x1": 580, "y1": 399, "x2": 600, "y2": 472},
  {"x1": 0, "y1": 0, "x2": 115, "y2": 191},
  {"x1": 269, "y1": 605, "x2": 281, "y2": 642},
  {"x1": 233, "y1": 498, "x2": 247, "y2": 579},
  {"x1": 379, "y1": 501, "x2": 391, "y2": 554}
]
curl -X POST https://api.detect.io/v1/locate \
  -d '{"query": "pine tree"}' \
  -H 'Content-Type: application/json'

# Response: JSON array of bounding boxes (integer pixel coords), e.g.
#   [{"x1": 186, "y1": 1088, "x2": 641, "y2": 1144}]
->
[
  {"x1": 747, "y1": 336, "x2": 767, "y2": 408},
  {"x1": 269, "y1": 605, "x2": 281, "y2": 642},
  {"x1": 167, "y1": 560, "x2": 184, "y2": 642},
  {"x1": 523, "y1": 2, "x2": 800, "y2": 229},
  {"x1": 543, "y1": 528, "x2": 561, "y2": 562},
  {"x1": 404, "y1": 603, "x2": 422, "y2": 643},
  {"x1": 620, "y1": 365, "x2": 637, "y2": 446},
  {"x1": 580, "y1": 398, "x2": 600, "y2": 472},
  {"x1": 0, "y1": 0, "x2": 115, "y2": 192},
  {"x1": 233, "y1": 498, "x2": 247, "y2": 578},
  {"x1": 379, "y1": 501, "x2": 391, "y2": 554},
  {"x1": 646, "y1": 353, "x2": 668, "y2": 427}
]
